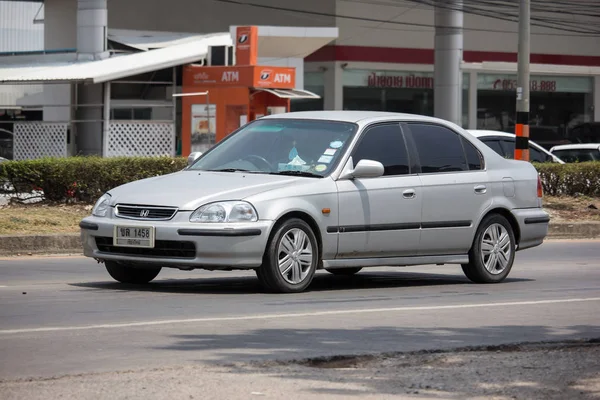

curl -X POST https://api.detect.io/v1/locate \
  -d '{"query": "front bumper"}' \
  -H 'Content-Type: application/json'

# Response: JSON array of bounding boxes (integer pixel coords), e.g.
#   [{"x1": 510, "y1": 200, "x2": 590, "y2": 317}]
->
[
  {"x1": 512, "y1": 208, "x2": 550, "y2": 251},
  {"x1": 79, "y1": 213, "x2": 274, "y2": 270}
]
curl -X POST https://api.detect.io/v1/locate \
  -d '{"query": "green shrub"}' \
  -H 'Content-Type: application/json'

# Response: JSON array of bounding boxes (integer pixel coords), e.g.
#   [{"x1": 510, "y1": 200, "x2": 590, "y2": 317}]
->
[
  {"x1": 0, "y1": 156, "x2": 187, "y2": 203},
  {"x1": 534, "y1": 162, "x2": 600, "y2": 197},
  {"x1": 1, "y1": 156, "x2": 598, "y2": 204}
]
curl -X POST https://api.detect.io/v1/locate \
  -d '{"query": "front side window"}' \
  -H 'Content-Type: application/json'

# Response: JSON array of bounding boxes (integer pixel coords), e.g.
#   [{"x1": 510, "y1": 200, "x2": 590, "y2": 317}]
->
[
  {"x1": 408, "y1": 123, "x2": 468, "y2": 173},
  {"x1": 189, "y1": 119, "x2": 358, "y2": 177},
  {"x1": 351, "y1": 123, "x2": 410, "y2": 176}
]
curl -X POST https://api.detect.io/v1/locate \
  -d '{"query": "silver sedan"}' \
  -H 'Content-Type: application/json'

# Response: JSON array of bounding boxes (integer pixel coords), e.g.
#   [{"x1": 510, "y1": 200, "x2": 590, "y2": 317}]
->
[{"x1": 80, "y1": 111, "x2": 550, "y2": 293}]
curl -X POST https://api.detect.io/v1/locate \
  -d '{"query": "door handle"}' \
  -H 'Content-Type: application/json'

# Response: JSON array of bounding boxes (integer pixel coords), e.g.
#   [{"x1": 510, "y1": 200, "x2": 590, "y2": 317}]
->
[
  {"x1": 403, "y1": 189, "x2": 416, "y2": 199},
  {"x1": 474, "y1": 185, "x2": 487, "y2": 194}
]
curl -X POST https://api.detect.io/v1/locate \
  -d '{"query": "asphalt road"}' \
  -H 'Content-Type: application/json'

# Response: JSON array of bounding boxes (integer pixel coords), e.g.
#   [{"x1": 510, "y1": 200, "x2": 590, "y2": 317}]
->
[{"x1": 1, "y1": 239, "x2": 599, "y2": 381}]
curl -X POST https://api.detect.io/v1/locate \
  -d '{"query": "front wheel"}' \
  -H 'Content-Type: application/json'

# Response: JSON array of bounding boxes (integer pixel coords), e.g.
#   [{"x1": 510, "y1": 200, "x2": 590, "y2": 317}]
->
[
  {"x1": 105, "y1": 261, "x2": 162, "y2": 284},
  {"x1": 257, "y1": 218, "x2": 319, "y2": 293},
  {"x1": 461, "y1": 214, "x2": 516, "y2": 283}
]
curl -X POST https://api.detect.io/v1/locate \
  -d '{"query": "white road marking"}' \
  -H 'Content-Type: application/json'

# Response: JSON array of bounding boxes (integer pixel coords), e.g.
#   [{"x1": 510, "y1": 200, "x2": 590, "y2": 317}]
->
[{"x1": 1, "y1": 297, "x2": 599, "y2": 335}]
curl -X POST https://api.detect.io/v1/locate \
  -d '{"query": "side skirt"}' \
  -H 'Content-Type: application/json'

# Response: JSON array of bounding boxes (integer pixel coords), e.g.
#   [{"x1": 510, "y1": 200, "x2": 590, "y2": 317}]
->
[{"x1": 322, "y1": 254, "x2": 469, "y2": 269}]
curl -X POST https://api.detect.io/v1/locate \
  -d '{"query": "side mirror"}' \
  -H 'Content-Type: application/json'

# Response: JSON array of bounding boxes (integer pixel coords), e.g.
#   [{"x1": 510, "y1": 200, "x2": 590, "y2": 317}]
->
[
  {"x1": 348, "y1": 159, "x2": 385, "y2": 179},
  {"x1": 187, "y1": 151, "x2": 203, "y2": 166}
]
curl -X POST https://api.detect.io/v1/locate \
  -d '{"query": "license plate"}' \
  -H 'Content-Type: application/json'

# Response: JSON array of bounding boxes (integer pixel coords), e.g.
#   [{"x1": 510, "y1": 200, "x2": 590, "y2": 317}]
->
[{"x1": 113, "y1": 226, "x2": 155, "y2": 248}]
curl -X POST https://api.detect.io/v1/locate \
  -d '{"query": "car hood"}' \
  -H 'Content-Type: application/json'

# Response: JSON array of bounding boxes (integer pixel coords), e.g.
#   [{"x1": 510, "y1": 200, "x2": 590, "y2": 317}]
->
[{"x1": 107, "y1": 170, "x2": 303, "y2": 210}]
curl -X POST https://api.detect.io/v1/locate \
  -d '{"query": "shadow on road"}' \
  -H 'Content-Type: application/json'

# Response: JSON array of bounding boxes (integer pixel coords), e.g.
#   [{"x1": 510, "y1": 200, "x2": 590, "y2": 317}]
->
[{"x1": 69, "y1": 270, "x2": 534, "y2": 295}]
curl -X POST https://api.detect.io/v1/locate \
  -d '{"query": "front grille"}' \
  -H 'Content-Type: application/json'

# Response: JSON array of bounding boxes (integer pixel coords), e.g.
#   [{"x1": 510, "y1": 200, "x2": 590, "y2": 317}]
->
[
  {"x1": 95, "y1": 237, "x2": 196, "y2": 259},
  {"x1": 115, "y1": 204, "x2": 178, "y2": 220}
]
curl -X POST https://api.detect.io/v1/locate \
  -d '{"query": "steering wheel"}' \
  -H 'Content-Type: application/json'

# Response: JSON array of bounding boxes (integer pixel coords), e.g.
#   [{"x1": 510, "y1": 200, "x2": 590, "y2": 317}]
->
[{"x1": 242, "y1": 155, "x2": 272, "y2": 171}]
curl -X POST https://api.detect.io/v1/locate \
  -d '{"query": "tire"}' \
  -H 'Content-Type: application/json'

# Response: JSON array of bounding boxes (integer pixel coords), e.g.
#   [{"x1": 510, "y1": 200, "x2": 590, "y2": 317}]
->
[
  {"x1": 105, "y1": 261, "x2": 162, "y2": 284},
  {"x1": 461, "y1": 213, "x2": 516, "y2": 283},
  {"x1": 326, "y1": 267, "x2": 362, "y2": 276},
  {"x1": 257, "y1": 218, "x2": 319, "y2": 293}
]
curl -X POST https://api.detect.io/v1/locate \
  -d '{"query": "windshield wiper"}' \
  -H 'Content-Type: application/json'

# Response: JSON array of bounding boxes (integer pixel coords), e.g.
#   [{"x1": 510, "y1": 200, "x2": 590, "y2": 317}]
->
[
  {"x1": 270, "y1": 171, "x2": 323, "y2": 178},
  {"x1": 207, "y1": 168, "x2": 252, "y2": 172}
]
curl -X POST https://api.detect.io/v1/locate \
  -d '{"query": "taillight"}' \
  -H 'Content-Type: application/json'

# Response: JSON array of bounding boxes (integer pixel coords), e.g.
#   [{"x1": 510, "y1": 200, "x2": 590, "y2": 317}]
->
[{"x1": 537, "y1": 175, "x2": 543, "y2": 198}]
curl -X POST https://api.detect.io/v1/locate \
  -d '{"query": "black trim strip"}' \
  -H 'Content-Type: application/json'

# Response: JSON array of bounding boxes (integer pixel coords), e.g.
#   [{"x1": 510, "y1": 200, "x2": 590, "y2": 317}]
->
[
  {"x1": 79, "y1": 221, "x2": 99, "y2": 231},
  {"x1": 327, "y1": 221, "x2": 470, "y2": 233},
  {"x1": 515, "y1": 136, "x2": 529, "y2": 150},
  {"x1": 516, "y1": 111, "x2": 529, "y2": 125},
  {"x1": 524, "y1": 216, "x2": 550, "y2": 225},
  {"x1": 177, "y1": 228, "x2": 262, "y2": 237},
  {"x1": 421, "y1": 220, "x2": 472, "y2": 229}
]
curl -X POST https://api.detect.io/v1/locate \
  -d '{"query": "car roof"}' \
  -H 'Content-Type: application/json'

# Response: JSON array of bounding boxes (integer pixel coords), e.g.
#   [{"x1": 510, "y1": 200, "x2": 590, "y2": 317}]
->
[
  {"x1": 551, "y1": 143, "x2": 600, "y2": 151},
  {"x1": 260, "y1": 110, "x2": 445, "y2": 124}
]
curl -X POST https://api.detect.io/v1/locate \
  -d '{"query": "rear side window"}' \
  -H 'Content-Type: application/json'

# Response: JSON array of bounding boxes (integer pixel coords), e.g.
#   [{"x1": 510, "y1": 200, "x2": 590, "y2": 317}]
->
[
  {"x1": 408, "y1": 123, "x2": 467, "y2": 173},
  {"x1": 481, "y1": 138, "x2": 506, "y2": 158},
  {"x1": 352, "y1": 123, "x2": 410, "y2": 176},
  {"x1": 529, "y1": 145, "x2": 550, "y2": 163},
  {"x1": 461, "y1": 137, "x2": 484, "y2": 170}
]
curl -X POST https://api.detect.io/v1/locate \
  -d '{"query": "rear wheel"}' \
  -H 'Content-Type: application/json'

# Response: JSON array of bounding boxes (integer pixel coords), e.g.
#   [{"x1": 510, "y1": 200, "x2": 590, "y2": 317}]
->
[
  {"x1": 461, "y1": 214, "x2": 516, "y2": 283},
  {"x1": 326, "y1": 267, "x2": 362, "y2": 276},
  {"x1": 256, "y1": 218, "x2": 318, "y2": 293},
  {"x1": 105, "y1": 261, "x2": 162, "y2": 284}
]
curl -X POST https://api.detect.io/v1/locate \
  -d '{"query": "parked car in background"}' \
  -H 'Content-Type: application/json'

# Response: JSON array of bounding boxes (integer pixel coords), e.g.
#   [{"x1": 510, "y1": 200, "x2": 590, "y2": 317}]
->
[
  {"x1": 566, "y1": 122, "x2": 600, "y2": 144},
  {"x1": 80, "y1": 111, "x2": 549, "y2": 293},
  {"x1": 468, "y1": 130, "x2": 564, "y2": 164},
  {"x1": 549, "y1": 144, "x2": 600, "y2": 163}
]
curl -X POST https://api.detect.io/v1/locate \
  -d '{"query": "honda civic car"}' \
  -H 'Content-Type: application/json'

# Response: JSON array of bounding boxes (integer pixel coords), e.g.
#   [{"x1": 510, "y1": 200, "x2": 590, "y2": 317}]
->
[{"x1": 80, "y1": 111, "x2": 550, "y2": 293}]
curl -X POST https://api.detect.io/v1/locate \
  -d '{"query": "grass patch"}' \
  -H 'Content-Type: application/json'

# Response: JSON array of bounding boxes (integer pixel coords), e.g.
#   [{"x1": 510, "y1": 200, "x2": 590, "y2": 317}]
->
[{"x1": 0, "y1": 204, "x2": 90, "y2": 235}]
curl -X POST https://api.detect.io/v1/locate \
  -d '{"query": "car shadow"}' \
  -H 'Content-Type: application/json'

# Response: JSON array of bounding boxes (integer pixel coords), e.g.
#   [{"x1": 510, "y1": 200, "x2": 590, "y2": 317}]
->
[{"x1": 69, "y1": 270, "x2": 533, "y2": 295}]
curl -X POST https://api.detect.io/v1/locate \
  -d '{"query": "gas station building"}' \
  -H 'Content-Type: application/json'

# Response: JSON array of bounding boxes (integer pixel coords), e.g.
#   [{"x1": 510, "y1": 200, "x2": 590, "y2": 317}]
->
[{"x1": 1, "y1": 0, "x2": 599, "y2": 160}]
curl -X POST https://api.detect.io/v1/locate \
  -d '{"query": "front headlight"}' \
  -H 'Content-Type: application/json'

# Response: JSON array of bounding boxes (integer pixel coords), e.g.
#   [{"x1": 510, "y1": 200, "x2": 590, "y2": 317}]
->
[
  {"x1": 190, "y1": 201, "x2": 258, "y2": 223},
  {"x1": 92, "y1": 193, "x2": 111, "y2": 217}
]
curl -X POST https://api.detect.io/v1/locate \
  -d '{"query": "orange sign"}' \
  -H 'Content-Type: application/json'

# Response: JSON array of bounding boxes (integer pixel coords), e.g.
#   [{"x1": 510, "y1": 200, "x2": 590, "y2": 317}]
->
[
  {"x1": 186, "y1": 66, "x2": 254, "y2": 86},
  {"x1": 184, "y1": 65, "x2": 296, "y2": 89},
  {"x1": 235, "y1": 26, "x2": 258, "y2": 66},
  {"x1": 253, "y1": 67, "x2": 295, "y2": 88}
]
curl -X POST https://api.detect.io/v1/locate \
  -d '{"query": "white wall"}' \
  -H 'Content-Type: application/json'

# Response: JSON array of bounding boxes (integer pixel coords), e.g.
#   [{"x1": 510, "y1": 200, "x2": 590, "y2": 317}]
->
[
  {"x1": 0, "y1": 1, "x2": 44, "y2": 52},
  {"x1": 0, "y1": 1, "x2": 45, "y2": 108},
  {"x1": 107, "y1": 0, "x2": 336, "y2": 32},
  {"x1": 44, "y1": 0, "x2": 77, "y2": 50},
  {"x1": 335, "y1": 0, "x2": 600, "y2": 57}
]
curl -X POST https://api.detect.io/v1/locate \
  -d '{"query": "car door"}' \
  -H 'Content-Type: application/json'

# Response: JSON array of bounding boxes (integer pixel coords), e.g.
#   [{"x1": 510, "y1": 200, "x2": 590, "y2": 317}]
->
[
  {"x1": 403, "y1": 122, "x2": 492, "y2": 256},
  {"x1": 335, "y1": 123, "x2": 422, "y2": 259}
]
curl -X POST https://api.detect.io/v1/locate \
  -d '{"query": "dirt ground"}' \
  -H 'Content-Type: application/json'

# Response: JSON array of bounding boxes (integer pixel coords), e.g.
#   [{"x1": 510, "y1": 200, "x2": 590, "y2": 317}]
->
[
  {"x1": 0, "y1": 196, "x2": 598, "y2": 236},
  {"x1": 543, "y1": 196, "x2": 600, "y2": 222},
  {"x1": 2, "y1": 340, "x2": 599, "y2": 400}
]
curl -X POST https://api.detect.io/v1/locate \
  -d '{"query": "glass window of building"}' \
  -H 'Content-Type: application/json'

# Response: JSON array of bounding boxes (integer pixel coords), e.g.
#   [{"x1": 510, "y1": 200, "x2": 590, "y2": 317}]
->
[
  {"x1": 290, "y1": 71, "x2": 324, "y2": 112},
  {"x1": 476, "y1": 74, "x2": 594, "y2": 149},
  {"x1": 342, "y1": 70, "x2": 470, "y2": 128}
]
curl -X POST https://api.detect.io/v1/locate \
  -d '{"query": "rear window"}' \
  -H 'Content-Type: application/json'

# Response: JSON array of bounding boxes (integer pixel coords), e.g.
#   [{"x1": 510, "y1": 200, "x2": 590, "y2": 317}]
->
[{"x1": 552, "y1": 149, "x2": 600, "y2": 163}]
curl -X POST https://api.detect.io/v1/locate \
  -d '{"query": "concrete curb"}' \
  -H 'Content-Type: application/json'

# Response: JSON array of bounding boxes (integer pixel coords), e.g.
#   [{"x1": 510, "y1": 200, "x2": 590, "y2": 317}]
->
[
  {"x1": 0, "y1": 233, "x2": 81, "y2": 257},
  {"x1": 1, "y1": 222, "x2": 599, "y2": 257}
]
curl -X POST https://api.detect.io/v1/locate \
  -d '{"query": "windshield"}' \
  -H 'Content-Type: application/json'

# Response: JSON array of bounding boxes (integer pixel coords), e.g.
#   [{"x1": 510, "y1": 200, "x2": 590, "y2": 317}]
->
[
  {"x1": 189, "y1": 118, "x2": 358, "y2": 177},
  {"x1": 552, "y1": 148, "x2": 600, "y2": 163}
]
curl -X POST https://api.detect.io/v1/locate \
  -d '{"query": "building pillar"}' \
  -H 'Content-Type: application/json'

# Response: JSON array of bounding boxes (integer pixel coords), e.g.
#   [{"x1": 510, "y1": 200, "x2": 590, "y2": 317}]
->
[
  {"x1": 75, "y1": 0, "x2": 108, "y2": 156},
  {"x1": 434, "y1": 0, "x2": 463, "y2": 125},
  {"x1": 468, "y1": 71, "x2": 478, "y2": 129},
  {"x1": 594, "y1": 76, "x2": 600, "y2": 122},
  {"x1": 324, "y1": 62, "x2": 343, "y2": 110}
]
